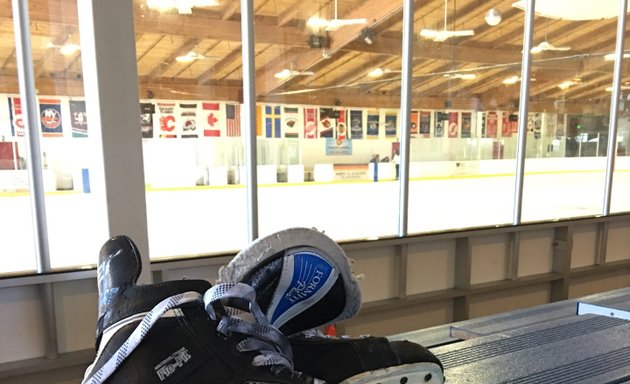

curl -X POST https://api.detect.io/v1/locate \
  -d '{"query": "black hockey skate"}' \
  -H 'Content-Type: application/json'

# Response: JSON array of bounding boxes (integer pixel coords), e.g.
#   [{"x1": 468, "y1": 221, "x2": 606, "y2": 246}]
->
[
  {"x1": 290, "y1": 333, "x2": 444, "y2": 384},
  {"x1": 82, "y1": 235, "x2": 315, "y2": 384},
  {"x1": 218, "y1": 227, "x2": 444, "y2": 384}
]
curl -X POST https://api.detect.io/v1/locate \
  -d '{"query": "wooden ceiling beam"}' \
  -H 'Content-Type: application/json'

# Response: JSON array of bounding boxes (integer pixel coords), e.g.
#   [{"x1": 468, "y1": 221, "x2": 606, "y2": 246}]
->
[
  {"x1": 197, "y1": 47, "x2": 243, "y2": 85},
  {"x1": 145, "y1": 38, "x2": 201, "y2": 80}
]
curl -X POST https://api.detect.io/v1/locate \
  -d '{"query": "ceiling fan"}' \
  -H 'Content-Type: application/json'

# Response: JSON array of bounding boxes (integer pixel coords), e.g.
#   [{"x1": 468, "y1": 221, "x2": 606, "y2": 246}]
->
[
  {"x1": 419, "y1": 0, "x2": 475, "y2": 42},
  {"x1": 531, "y1": 41, "x2": 571, "y2": 54},
  {"x1": 274, "y1": 68, "x2": 315, "y2": 79},
  {"x1": 306, "y1": 0, "x2": 367, "y2": 32}
]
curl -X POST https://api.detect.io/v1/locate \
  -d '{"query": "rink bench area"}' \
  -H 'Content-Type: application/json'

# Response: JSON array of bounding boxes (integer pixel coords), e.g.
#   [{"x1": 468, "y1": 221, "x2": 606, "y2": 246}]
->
[{"x1": 390, "y1": 287, "x2": 630, "y2": 383}]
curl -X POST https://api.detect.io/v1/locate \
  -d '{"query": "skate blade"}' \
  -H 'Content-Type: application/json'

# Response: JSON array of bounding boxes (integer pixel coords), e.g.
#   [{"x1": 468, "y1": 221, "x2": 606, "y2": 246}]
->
[{"x1": 339, "y1": 362, "x2": 445, "y2": 384}]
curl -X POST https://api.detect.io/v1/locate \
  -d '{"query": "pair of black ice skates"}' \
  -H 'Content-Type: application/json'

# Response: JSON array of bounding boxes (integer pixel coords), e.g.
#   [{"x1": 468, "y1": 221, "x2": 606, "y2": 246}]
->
[{"x1": 83, "y1": 227, "x2": 444, "y2": 384}]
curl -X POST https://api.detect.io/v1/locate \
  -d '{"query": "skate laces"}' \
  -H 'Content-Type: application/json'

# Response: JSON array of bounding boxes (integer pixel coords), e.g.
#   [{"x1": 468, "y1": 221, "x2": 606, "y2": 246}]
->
[
  {"x1": 204, "y1": 282, "x2": 294, "y2": 370},
  {"x1": 82, "y1": 291, "x2": 202, "y2": 384}
]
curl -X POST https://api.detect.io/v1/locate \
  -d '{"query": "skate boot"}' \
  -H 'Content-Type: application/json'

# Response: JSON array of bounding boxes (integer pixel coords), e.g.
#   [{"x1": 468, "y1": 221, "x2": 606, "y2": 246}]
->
[
  {"x1": 217, "y1": 227, "x2": 362, "y2": 336},
  {"x1": 289, "y1": 332, "x2": 444, "y2": 384},
  {"x1": 218, "y1": 227, "x2": 444, "y2": 384},
  {"x1": 83, "y1": 235, "x2": 315, "y2": 384}
]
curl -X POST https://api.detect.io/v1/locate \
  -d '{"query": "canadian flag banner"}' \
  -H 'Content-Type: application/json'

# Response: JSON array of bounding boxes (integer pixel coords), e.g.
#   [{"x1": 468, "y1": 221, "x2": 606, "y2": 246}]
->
[{"x1": 202, "y1": 102, "x2": 222, "y2": 137}]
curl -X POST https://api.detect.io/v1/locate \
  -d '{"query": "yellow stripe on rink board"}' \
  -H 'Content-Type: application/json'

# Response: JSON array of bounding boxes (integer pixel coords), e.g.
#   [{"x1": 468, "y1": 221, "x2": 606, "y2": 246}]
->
[{"x1": 1, "y1": 168, "x2": 629, "y2": 196}]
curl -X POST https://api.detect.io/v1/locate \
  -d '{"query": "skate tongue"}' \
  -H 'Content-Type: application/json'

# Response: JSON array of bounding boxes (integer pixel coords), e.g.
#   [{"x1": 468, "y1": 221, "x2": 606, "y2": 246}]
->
[
  {"x1": 242, "y1": 247, "x2": 344, "y2": 335},
  {"x1": 268, "y1": 249, "x2": 338, "y2": 327},
  {"x1": 97, "y1": 236, "x2": 142, "y2": 319}
]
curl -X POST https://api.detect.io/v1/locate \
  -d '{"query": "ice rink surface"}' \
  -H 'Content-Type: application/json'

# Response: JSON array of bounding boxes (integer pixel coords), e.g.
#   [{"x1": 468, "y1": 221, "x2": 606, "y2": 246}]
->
[{"x1": 3, "y1": 170, "x2": 630, "y2": 273}]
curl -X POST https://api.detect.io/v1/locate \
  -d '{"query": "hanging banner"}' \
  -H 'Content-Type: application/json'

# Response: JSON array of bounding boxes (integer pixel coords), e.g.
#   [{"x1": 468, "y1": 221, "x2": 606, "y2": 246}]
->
[
  {"x1": 556, "y1": 113, "x2": 565, "y2": 137},
  {"x1": 434, "y1": 111, "x2": 447, "y2": 137},
  {"x1": 69, "y1": 100, "x2": 88, "y2": 138},
  {"x1": 349, "y1": 109, "x2": 363, "y2": 139},
  {"x1": 140, "y1": 102, "x2": 155, "y2": 138},
  {"x1": 265, "y1": 105, "x2": 282, "y2": 138},
  {"x1": 336, "y1": 109, "x2": 347, "y2": 143},
  {"x1": 420, "y1": 111, "x2": 431, "y2": 137},
  {"x1": 461, "y1": 112, "x2": 472, "y2": 138},
  {"x1": 283, "y1": 106, "x2": 300, "y2": 138},
  {"x1": 202, "y1": 102, "x2": 221, "y2": 137},
  {"x1": 448, "y1": 112, "x2": 459, "y2": 138},
  {"x1": 157, "y1": 102, "x2": 177, "y2": 138},
  {"x1": 385, "y1": 111, "x2": 397, "y2": 137},
  {"x1": 39, "y1": 99, "x2": 64, "y2": 137},
  {"x1": 226, "y1": 103, "x2": 241, "y2": 137},
  {"x1": 8, "y1": 97, "x2": 25, "y2": 137},
  {"x1": 179, "y1": 103, "x2": 198, "y2": 138},
  {"x1": 303, "y1": 107, "x2": 318, "y2": 139},
  {"x1": 319, "y1": 107, "x2": 336, "y2": 138},
  {"x1": 544, "y1": 113, "x2": 557, "y2": 138},
  {"x1": 486, "y1": 111, "x2": 498, "y2": 138},
  {"x1": 409, "y1": 110, "x2": 419, "y2": 136},
  {"x1": 501, "y1": 112, "x2": 512, "y2": 138},
  {"x1": 367, "y1": 110, "x2": 379, "y2": 139}
]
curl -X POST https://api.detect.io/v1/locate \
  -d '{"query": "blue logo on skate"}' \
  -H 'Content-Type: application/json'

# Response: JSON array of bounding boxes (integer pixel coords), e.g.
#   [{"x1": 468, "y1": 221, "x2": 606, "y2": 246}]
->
[{"x1": 270, "y1": 251, "x2": 335, "y2": 325}]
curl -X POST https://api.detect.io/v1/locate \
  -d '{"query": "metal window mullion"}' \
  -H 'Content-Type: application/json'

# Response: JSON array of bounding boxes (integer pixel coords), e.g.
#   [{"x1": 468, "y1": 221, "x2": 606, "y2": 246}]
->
[
  {"x1": 603, "y1": 0, "x2": 628, "y2": 215},
  {"x1": 512, "y1": 0, "x2": 536, "y2": 225},
  {"x1": 12, "y1": 0, "x2": 51, "y2": 273},
  {"x1": 241, "y1": 0, "x2": 258, "y2": 242},
  {"x1": 397, "y1": 0, "x2": 414, "y2": 237},
  {"x1": 12, "y1": 0, "x2": 58, "y2": 360}
]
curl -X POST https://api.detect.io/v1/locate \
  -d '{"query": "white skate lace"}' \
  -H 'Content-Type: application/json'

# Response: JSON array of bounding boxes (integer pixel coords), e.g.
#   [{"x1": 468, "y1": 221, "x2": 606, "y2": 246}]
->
[{"x1": 82, "y1": 283, "x2": 294, "y2": 384}]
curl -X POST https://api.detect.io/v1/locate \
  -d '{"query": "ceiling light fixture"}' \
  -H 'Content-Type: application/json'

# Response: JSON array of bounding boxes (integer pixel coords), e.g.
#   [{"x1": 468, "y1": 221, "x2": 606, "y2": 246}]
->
[
  {"x1": 604, "y1": 53, "x2": 630, "y2": 61},
  {"x1": 175, "y1": 51, "x2": 218, "y2": 63},
  {"x1": 367, "y1": 68, "x2": 401, "y2": 78},
  {"x1": 485, "y1": 8, "x2": 502, "y2": 26},
  {"x1": 274, "y1": 68, "x2": 315, "y2": 79},
  {"x1": 558, "y1": 78, "x2": 581, "y2": 90},
  {"x1": 502, "y1": 75, "x2": 520, "y2": 85},
  {"x1": 444, "y1": 73, "x2": 477, "y2": 80},
  {"x1": 46, "y1": 42, "x2": 80, "y2": 56},
  {"x1": 147, "y1": 0, "x2": 219, "y2": 14}
]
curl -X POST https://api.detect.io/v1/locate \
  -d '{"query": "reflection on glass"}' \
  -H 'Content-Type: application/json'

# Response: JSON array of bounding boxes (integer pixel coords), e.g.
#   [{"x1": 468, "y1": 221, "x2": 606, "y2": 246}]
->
[{"x1": 522, "y1": 15, "x2": 619, "y2": 222}]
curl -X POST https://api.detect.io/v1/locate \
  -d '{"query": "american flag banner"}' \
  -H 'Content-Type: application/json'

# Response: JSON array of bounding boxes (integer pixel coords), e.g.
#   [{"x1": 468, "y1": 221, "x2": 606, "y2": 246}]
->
[
  {"x1": 265, "y1": 105, "x2": 282, "y2": 138},
  {"x1": 303, "y1": 107, "x2": 318, "y2": 138},
  {"x1": 39, "y1": 99, "x2": 64, "y2": 137},
  {"x1": 283, "y1": 106, "x2": 300, "y2": 138},
  {"x1": 349, "y1": 109, "x2": 363, "y2": 139},
  {"x1": 202, "y1": 102, "x2": 222, "y2": 137},
  {"x1": 226, "y1": 103, "x2": 241, "y2": 137},
  {"x1": 8, "y1": 97, "x2": 25, "y2": 137},
  {"x1": 179, "y1": 103, "x2": 198, "y2": 138},
  {"x1": 157, "y1": 102, "x2": 177, "y2": 138}
]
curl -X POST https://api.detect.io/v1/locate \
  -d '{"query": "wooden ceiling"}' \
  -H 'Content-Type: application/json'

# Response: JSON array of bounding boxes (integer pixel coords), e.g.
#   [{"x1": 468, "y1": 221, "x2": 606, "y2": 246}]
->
[{"x1": 0, "y1": 0, "x2": 628, "y2": 114}]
